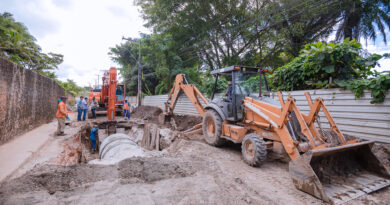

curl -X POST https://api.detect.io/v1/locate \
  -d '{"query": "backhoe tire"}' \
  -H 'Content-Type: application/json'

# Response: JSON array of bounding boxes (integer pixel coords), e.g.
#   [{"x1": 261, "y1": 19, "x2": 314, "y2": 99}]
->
[
  {"x1": 202, "y1": 110, "x2": 224, "y2": 146},
  {"x1": 241, "y1": 133, "x2": 267, "y2": 167}
]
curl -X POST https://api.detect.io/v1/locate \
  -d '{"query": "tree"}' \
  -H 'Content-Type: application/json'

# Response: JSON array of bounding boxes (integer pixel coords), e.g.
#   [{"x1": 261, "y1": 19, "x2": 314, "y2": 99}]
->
[
  {"x1": 270, "y1": 39, "x2": 384, "y2": 91},
  {"x1": 136, "y1": 0, "x2": 347, "y2": 70},
  {"x1": 110, "y1": 33, "x2": 201, "y2": 95},
  {"x1": 335, "y1": 0, "x2": 390, "y2": 43},
  {"x1": 57, "y1": 79, "x2": 85, "y2": 97},
  {"x1": 0, "y1": 12, "x2": 63, "y2": 72}
]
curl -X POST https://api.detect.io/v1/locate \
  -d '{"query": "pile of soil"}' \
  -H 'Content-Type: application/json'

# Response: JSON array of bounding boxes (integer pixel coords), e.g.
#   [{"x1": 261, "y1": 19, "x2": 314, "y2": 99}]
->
[
  {"x1": 132, "y1": 105, "x2": 163, "y2": 119},
  {"x1": 132, "y1": 105, "x2": 163, "y2": 123},
  {"x1": 372, "y1": 143, "x2": 390, "y2": 172},
  {"x1": 132, "y1": 105, "x2": 202, "y2": 131},
  {"x1": 172, "y1": 115, "x2": 202, "y2": 131},
  {"x1": 0, "y1": 157, "x2": 194, "y2": 201}
]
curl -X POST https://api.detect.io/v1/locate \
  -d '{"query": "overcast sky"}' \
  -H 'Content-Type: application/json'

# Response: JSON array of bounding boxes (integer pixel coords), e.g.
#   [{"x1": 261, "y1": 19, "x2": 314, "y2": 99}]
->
[
  {"x1": 0, "y1": 0, "x2": 389, "y2": 87},
  {"x1": 0, "y1": 0, "x2": 149, "y2": 87}
]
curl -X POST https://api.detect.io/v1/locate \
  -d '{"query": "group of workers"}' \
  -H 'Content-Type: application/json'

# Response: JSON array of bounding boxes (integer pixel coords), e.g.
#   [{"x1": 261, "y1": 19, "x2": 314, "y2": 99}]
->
[{"x1": 55, "y1": 95, "x2": 132, "y2": 153}]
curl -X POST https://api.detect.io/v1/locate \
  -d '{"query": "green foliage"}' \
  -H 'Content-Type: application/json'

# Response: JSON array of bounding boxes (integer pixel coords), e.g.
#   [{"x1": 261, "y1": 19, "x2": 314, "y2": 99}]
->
[
  {"x1": 110, "y1": 33, "x2": 201, "y2": 96},
  {"x1": 57, "y1": 79, "x2": 85, "y2": 97},
  {"x1": 335, "y1": 0, "x2": 390, "y2": 43},
  {"x1": 136, "y1": 0, "x2": 339, "y2": 69},
  {"x1": 338, "y1": 71, "x2": 390, "y2": 103},
  {"x1": 198, "y1": 74, "x2": 228, "y2": 98},
  {"x1": 271, "y1": 39, "x2": 383, "y2": 91},
  {"x1": 0, "y1": 12, "x2": 63, "y2": 72}
]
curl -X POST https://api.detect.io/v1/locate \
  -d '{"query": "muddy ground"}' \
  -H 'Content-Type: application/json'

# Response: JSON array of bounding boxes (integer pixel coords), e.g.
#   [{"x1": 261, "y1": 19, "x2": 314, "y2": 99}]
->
[{"x1": 1, "y1": 106, "x2": 390, "y2": 204}]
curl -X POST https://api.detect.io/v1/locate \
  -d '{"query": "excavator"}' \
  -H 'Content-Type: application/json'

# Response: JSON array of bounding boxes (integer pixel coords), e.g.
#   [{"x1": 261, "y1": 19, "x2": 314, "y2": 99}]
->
[
  {"x1": 161, "y1": 65, "x2": 390, "y2": 204},
  {"x1": 88, "y1": 67, "x2": 126, "y2": 118}
]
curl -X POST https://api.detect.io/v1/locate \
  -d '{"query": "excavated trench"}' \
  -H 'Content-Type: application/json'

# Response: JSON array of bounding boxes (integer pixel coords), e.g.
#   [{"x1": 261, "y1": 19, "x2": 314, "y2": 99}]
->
[
  {"x1": 0, "y1": 106, "x2": 199, "y2": 203},
  {"x1": 1, "y1": 105, "x2": 390, "y2": 204}
]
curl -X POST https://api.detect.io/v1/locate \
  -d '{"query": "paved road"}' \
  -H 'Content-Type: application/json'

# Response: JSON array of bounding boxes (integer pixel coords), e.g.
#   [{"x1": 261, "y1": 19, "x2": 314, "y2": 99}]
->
[{"x1": 0, "y1": 121, "x2": 57, "y2": 182}]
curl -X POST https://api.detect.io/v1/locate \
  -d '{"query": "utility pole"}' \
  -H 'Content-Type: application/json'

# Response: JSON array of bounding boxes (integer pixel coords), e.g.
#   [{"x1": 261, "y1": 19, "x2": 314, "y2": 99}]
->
[
  {"x1": 96, "y1": 74, "x2": 100, "y2": 88},
  {"x1": 122, "y1": 36, "x2": 142, "y2": 106},
  {"x1": 137, "y1": 40, "x2": 142, "y2": 106}
]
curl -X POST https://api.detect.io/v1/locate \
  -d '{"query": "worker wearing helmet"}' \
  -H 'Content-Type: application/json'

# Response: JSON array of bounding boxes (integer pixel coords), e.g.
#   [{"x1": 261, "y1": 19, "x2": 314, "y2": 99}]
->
[
  {"x1": 56, "y1": 96, "x2": 68, "y2": 136},
  {"x1": 123, "y1": 99, "x2": 131, "y2": 120}
]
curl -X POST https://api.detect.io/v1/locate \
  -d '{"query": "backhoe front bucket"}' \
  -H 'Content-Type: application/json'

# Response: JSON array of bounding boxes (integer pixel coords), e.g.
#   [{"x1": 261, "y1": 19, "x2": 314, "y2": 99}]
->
[{"x1": 289, "y1": 141, "x2": 390, "y2": 204}]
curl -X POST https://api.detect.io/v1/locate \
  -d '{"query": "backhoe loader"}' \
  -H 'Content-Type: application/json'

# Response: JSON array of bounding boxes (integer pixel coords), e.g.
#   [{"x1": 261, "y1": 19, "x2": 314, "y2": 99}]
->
[{"x1": 161, "y1": 65, "x2": 390, "y2": 204}]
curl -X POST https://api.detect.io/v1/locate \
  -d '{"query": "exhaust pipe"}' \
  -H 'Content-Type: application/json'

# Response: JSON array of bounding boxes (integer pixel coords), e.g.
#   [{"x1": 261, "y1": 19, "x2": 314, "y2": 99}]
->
[{"x1": 289, "y1": 141, "x2": 390, "y2": 204}]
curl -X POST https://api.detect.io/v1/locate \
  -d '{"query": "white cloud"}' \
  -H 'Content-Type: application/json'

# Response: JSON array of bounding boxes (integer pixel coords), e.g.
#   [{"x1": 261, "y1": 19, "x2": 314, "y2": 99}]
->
[
  {"x1": 0, "y1": 0, "x2": 149, "y2": 86},
  {"x1": 362, "y1": 36, "x2": 390, "y2": 72}
]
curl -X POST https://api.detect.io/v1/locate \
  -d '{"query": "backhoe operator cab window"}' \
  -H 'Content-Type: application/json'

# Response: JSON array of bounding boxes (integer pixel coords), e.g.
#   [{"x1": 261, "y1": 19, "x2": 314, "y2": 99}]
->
[
  {"x1": 211, "y1": 66, "x2": 269, "y2": 121},
  {"x1": 116, "y1": 85, "x2": 125, "y2": 101}
]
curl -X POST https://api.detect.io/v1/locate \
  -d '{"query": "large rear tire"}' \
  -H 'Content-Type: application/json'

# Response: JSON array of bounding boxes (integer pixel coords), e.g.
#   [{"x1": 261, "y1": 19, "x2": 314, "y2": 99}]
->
[
  {"x1": 241, "y1": 133, "x2": 267, "y2": 167},
  {"x1": 202, "y1": 110, "x2": 224, "y2": 146}
]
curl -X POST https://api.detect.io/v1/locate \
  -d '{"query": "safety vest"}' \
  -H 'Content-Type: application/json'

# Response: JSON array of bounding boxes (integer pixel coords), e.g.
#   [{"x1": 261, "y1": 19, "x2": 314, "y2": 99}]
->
[
  {"x1": 123, "y1": 103, "x2": 130, "y2": 110},
  {"x1": 56, "y1": 102, "x2": 67, "y2": 118}
]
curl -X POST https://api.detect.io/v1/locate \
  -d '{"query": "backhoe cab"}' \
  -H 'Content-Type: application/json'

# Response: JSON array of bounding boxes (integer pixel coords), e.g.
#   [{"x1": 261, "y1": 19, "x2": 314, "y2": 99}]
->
[
  {"x1": 162, "y1": 66, "x2": 390, "y2": 204},
  {"x1": 209, "y1": 65, "x2": 271, "y2": 122}
]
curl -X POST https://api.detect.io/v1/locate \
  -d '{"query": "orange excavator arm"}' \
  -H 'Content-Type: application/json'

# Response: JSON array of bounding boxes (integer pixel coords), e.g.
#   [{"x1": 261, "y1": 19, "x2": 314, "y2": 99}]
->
[
  {"x1": 164, "y1": 74, "x2": 209, "y2": 116},
  {"x1": 107, "y1": 67, "x2": 117, "y2": 121}
]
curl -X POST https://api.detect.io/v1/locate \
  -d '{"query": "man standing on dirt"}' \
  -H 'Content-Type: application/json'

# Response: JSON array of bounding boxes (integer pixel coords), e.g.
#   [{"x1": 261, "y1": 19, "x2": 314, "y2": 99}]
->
[
  {"x1": 82, "y1": 97, "x2": 88, "y2": 120},
  {"x1": 123, "y1": 99, "x2": 131, "y2": 120},
  {"x1": 89, "y1": 97, "x2": 98, "y2": 119},
  {"x1": 77, "y1": 96, "x2": 84, "y2": 121},
  {"x1": 56, "y1": 96, "x2": 68, "y2": 136}
]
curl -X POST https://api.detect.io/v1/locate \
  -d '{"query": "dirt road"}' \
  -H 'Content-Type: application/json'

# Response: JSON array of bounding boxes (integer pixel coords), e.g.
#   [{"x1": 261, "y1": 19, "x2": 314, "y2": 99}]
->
[{"x1": 0, "y1": 107, "x2": 389, "y2": 204}]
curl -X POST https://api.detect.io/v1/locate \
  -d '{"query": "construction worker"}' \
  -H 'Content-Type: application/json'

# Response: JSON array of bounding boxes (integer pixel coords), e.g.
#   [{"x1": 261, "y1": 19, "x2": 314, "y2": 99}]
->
[
  {"x1": 56, "y1": 96, "x2": 68, "y2": 136},
  {"x1": 123, "y1": 99, "x2": 131, "y2": 120},
  {"x1": 77, "y1": 96, "x2": 84, "y2": 121},
  {"x1": 82, "y1": 97, "x2": 88, "y2": 120},
  {"x1": 90, "y1": 125, "x2": 98, "y2": 153},
  {"x1": 89, "y1": 97, "x2": 98, "y2": 119},
  {"x1": 225, "y1": 81, "x2": 233, "y2": 102}
]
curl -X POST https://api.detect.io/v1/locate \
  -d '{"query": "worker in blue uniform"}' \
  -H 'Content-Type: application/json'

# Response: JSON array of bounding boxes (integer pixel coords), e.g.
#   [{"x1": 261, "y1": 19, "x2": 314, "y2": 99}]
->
[{"x1": 90, "y1": 125, "x2": 98, "y2": 153}]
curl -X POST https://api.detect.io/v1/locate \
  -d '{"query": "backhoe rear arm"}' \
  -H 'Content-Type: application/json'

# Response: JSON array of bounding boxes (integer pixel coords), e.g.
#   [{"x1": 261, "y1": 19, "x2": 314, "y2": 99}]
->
[{"x1": 164, "y1": 74, "x2": 209, "y2": 116}]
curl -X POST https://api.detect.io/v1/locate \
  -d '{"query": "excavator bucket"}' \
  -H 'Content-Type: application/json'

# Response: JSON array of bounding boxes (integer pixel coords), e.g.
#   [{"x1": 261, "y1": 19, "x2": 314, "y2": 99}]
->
[{"x1": 289, "y1": 141, "x2": 390, "y2": 204}]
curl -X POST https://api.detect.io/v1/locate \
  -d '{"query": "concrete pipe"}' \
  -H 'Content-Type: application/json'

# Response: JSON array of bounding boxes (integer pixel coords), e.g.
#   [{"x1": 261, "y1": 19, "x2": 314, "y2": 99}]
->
[{"x1": 99, "y1": 133, "x2": 144, "y2": 160}]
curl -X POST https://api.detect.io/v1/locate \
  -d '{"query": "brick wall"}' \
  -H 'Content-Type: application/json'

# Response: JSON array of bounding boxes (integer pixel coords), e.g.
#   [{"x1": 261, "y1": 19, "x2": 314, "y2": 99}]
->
[{"x1": 0, "y1": 57, "x2": 65, "y2": 144}]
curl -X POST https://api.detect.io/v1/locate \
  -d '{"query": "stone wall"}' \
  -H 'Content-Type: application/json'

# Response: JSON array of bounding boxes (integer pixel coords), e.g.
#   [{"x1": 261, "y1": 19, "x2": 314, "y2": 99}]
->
[{"x1": 0, "y1": 57, "x2": 65, "y2": 144}]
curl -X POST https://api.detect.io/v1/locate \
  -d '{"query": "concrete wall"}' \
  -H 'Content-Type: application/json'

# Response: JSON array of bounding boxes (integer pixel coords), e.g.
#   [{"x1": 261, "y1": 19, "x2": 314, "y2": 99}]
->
[
  {"x1": 143, "y1": 89, "x2": 390, "y2": 143},
  {"x1": 0, "y1": 57, "x2": 65, "y2": 144}
]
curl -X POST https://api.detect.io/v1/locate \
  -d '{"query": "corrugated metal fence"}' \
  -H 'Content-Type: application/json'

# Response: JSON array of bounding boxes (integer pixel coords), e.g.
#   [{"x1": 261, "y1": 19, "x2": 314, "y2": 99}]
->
[{"x1": 132, "y1": 89, "x2": 390, "y2": 143}]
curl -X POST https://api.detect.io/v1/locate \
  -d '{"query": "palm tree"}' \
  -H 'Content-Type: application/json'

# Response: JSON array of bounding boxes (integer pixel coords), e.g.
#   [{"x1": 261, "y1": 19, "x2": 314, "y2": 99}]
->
[{"x1": 335, "y1": 0, "x2": 390, "y2": 43}]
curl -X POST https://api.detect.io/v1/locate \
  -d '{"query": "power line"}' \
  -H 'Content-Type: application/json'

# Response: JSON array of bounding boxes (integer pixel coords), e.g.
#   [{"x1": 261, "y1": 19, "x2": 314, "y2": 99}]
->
[{"x1": 178, "y1": 0, "x2": 338, "y2": 66}]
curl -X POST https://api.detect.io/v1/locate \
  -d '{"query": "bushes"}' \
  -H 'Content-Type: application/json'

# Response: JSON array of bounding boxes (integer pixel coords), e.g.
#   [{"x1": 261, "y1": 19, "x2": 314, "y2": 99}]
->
[
  {"x1": 270, "y1": 39, "x2": 382, "y2": 91},
  {"x1": 338, "y1": 71, "x2": 390, "y2": 103},
  {"x1": 270, "y1": 39, "x2": 389, "y2": 103}
]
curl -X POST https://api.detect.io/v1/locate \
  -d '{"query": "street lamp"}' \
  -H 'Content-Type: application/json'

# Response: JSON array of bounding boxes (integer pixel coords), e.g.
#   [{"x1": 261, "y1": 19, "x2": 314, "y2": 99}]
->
[{"x1": 122, "y1": 37, "x2": 142, "y2": 106}]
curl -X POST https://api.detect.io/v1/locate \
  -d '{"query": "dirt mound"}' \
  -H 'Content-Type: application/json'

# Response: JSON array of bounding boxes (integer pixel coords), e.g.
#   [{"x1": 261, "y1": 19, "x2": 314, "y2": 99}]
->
[
  {"x1": 118, "y1": 157, "x2": 195, "y2": 182},
  {"x1": 132, "y1": 105, "x2": 162, "y2": 122},
  {"x1": 172, "y1": 115, "x2": 202, "y2": 131},
  {"x1": 0, "y1": 157, "x2": 194, "y2": 200},
  {"x1": 0, "y1": 164, "x2": 116, "y2": 196},
  {"x1": 132, "y1": 105, "x2": 202, "y2": 131},
  {"x1": 372, "y1": 143, "x2": 390, "y2": 172}
]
